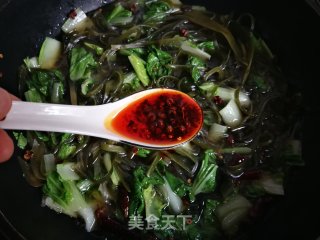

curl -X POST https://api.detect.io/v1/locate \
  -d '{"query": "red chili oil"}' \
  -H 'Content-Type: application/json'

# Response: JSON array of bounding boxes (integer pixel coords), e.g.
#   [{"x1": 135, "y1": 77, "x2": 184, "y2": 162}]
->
[{"x1": 110, "y1": 90, "x2": 203, "y2": 145}]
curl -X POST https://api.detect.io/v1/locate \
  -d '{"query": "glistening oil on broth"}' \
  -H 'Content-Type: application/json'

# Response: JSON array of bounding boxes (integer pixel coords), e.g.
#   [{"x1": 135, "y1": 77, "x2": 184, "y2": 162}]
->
[{"x1": 108, "y1": 89, "x2": 203, "y2": 145}]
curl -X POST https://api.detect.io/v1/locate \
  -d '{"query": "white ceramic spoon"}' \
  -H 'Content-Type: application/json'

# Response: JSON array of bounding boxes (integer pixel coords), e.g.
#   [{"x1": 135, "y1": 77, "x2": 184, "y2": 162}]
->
[{"x1": 0, "y1": 88, "x2": 203, "y2": 149}]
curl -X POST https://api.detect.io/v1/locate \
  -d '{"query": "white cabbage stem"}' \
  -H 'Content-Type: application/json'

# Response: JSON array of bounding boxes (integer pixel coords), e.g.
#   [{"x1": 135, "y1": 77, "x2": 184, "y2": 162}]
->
[
  {"x1": 79, "y1": 207, "x2": 96, "y2": 232},
  {"x1": 259, "y1": 174, "x2": 284, "y2": 195},
  {"x1": 62, "y1": 8, "x2": 88, "y2": 33},
  {"x1": 160, "y1": 178, "x2": 184, "y2": 214},
  {"x1": 181, "y1": 41, "x2": 211, "y2": 60},
  {"x1": 23, "y1": 57, "x2": 39, "y2": 69},
  {"x1": 208, "y1": 123, "x2": 228, "y2": 143},
  {"x1": 39, "y1": 37, "x2": 62, "y2": 69},
  {"x1": 43, "y1": 153, "x2": 56, "y2": 174},
  {"x1": 216, "y1": 87, "x2": 251, "y2": 107},
  {"x1": 219, "y1": 99, "x2": 243, "y2": 128},
  {"x1": 57, "y1": 162, "x2": 80, "y2": 181}
]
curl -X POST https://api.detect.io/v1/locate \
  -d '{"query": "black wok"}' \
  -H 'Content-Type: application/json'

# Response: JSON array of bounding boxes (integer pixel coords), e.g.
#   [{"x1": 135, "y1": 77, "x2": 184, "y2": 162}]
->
[{"x1": 0, "y1": 0, "x2": 319, "y2": 239}]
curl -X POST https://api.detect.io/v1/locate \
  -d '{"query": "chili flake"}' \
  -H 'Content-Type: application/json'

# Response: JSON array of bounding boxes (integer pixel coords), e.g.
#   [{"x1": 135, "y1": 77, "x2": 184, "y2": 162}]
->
[
  {"x1": 130, "y1": 3, "x2": 137, "y2": 13},
  {"x1": 186, "y1": 218, "x2": 193, "y2": 225},
  {"x1": 68, "y1": 9, "x2": 77, "y2": 19},
  {"x1": 180, "y1": 28, "x2": 189, "y2": 37},
  {"x1": 227, "y1": 134, "x2": 235, "y2": 145},
  {"x1": 213, "y1": 95, "x2": 223, "y2": 105},
  {"x1": 23, "y1": 150, "x2": 33, "y2": 161}
]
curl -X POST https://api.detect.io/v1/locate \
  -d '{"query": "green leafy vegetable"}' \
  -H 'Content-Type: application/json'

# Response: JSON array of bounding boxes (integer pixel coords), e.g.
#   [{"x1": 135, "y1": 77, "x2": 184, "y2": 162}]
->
[
  {"x1": 199, "y1": 82, "x2": 218, "y2": 97},
  {"x1": 24, "y1": 69, "x2": 65, "y2": 102},
  {"x1": 144, "y1": 1, "x2": 171, "y2": 22},
  {"x1": 128, "y1": 54, "x2": 150, "y2": 86},
  {"x1": 49, "y1": 133, "x2": 59, "y2": 146},
  {"x1": 69, "y1": 47, "x2": 98, "y2": 81},
  {"x1": 144, "y1": 184, "x2": 167, "y2": 218},
  {"x1": 146, "y1": 47, "x2": 172, "y2": 80},
  {"x1": 165, "y1": 171, "x2": 190, "y2": 197},
  {"x1": 57, "y1": 144, "x2": 76, "y2": 160},
  {"x1": 188, "y1": 56, "x2": 205, "y2": 82},
  {"x1": 123, "y1": 72, "x2": 142, "y2": 90},
  {"x1": 43, "y1": 172, "x2": 68, "y2": 208},
  {"x1": 190, "y1": 150, "x2": 218, "y2": 201},
  {"x1": 129, "y1": 166, "x2": 165, "y2": 217},
  {"x1": 84, "y1": 42, "x2": 104, "y2": 55},
  {"x1": 60, "y1": 133, "x2": 74, "y2": 143},
  {"x1": 203, "y1": 199, "x2": 220, "y2": 223},
  {"x1": 106, "y1": 3, "x2": 132, "y2": 24},
  {"x1": 28, "y1": 71, "x2": 52, "y2": 96},
  {"x1": 24, "y1": 88, "x2": 43, "y2": 102},
  {"x1": 43, "y1": 171, "x2": 96, "y2": 231},
  {"x1": 119, "y1": 48, "x2": 146, "y2": 57},
  {"x1": 13, "y1": 132, "x2": 28, "y2": 149},
  {"x1": 136, "y1": 148, "x2": 152, "y2": 157},
  {"x1": 34, "y1": 131, "x2": 50, "y2": 142},
  {"x1": 129, "y1": 167, "x2": 146, "y2": 216},
  {"x1": 198, "y1": 41, "x2": 216, "y2": 51}
]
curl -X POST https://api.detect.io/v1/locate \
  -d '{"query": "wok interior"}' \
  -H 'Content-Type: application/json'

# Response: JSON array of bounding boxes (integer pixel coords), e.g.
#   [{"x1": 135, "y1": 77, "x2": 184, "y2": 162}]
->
[{"x1": 0, "y1": 0, "x2": 319, "y2": 239}]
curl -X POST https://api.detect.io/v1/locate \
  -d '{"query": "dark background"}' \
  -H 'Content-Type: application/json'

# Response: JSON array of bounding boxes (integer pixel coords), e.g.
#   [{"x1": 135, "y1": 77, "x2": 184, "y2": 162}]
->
[{"x1": 0, "y1": 0, "x2": 320, "y2": 239}]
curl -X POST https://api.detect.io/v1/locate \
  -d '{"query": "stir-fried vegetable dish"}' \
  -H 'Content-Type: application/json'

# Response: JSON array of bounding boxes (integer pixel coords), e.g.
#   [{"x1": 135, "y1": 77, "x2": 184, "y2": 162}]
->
[{"x1": 14, "y1": 0, "x2": 302, "y2": 239}]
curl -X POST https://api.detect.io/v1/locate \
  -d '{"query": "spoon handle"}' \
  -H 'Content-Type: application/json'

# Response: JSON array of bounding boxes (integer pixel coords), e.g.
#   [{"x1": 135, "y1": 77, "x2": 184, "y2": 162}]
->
[{"x1": 0, "y1": 101, "x2": 116, "y2": 139}]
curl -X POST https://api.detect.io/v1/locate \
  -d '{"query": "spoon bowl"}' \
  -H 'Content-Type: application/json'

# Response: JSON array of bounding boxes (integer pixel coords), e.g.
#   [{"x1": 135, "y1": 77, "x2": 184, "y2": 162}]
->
[{"x1": 0, "y1": 88, "x2": 203, "y2": 149}]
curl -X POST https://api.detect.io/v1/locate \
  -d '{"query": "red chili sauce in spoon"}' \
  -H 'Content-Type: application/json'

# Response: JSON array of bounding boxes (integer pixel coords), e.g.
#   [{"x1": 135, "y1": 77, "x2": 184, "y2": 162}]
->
[{"x1": 110, "y1": 89, "x2": 203, "y2": 145}]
